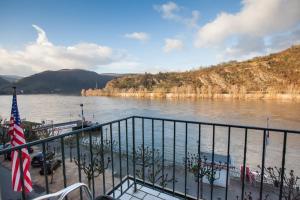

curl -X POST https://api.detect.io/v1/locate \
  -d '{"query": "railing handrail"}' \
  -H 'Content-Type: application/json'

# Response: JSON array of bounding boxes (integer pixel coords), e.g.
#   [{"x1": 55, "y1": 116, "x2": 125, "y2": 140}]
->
[
  {"x1": 1, "y1": 115, "x2": 299, "y2": 155},
  {"x1": 133, "y1": 115, "x2": 300, "y2": 134},
  {"x1": 0, "y1": 116, "x2": 132, "y2": 154}
]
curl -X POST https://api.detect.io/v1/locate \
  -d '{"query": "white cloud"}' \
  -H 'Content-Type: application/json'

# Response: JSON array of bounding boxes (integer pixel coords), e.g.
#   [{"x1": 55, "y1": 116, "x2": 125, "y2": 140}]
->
[
  {"x1": 154, "y1": 1, "x2": 200, "y2": 28},
  {"x1": 163, "y1": 38, "x2": 184, "y2": 53},
  {"x1": 195, "y1": 0, "x2": 300, "y2": 48},
  {"x1": 124, "y1": 32, "x2": 149, "y2": 42},
  {"x1": 0, "y1": 25, "x2": 135, "y2": 76},
  {"x1": 154, "y1": 1, "x2": 179, "y2": 20}
]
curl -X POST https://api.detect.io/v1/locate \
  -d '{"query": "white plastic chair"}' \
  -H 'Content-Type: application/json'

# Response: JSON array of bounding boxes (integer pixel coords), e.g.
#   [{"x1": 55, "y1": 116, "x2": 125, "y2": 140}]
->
[{"x1": 33, "y1": 183, "x2": 93, "y2": 200}]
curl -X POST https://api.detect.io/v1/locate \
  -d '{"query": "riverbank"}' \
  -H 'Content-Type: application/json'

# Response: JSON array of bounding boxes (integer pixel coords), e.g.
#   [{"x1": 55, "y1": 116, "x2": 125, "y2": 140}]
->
[{"x1": 81, "y1": 89, "x2": 300, "y2": 101}]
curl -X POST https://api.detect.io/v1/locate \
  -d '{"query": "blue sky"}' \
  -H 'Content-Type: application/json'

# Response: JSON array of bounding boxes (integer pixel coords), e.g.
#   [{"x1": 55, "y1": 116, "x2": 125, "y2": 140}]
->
[{"x1": 0, "y1": 0, "x2": 299, "y2": 76}]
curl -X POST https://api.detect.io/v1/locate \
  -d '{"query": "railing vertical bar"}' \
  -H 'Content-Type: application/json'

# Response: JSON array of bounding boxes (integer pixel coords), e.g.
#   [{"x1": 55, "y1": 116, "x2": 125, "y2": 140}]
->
[
  {"x1": 88, "y1": 131, "x2": 95, "y2": 198},
  {"x1": 60, "y1": 137, "x2": 67, "y2": 189},
  {"x1": 125, "y1": 119, "x2": 129, "y2": 188},
  {"x1": 210, "y1": 125, "x2": 215, "y2": 200},
  {"x1": 162, "y1": 120, "x2": 165, "y2": 191},
  {"x1": 76, "y1": 131, "x2": 83, "y2": 200},
  {"x1": 142, "y1": 118, "x2": 145, "y2": 183},
  {"x1": 100, "y1": 126, "x2": 106, "y2": 194},
  {"x1": 109, "y1": 123, "x2": 115, "y2": 198},
  {"x1": 118, "y1": 121, "x2": 123, "y2": 194},
  {"x1": 132, "y1": 117, "x2": 137, "y2": 191},
  {"x1": 172, "y1": 121, "x2": 176, "y2": 195},
  {"x1": 259, "y1": 130, "x2": 267, "y2": 200},
  {"x1": 18, "y1": 149, "x2": 26, "y2": 200},
  {"x1": 152, "y1": 119, "x2": 155, "y2": 188},
  {"x1": 241, "y1": 128, "x2": 248, "y2": 200},
  {"x1": 225, "y1": 126, "x2": 231, "y2": 200},
  {"x1": 42, "y1": 142, "x2": 49, "y2": 194},
  {"x1": 279, "y1": 131, "x2": 287, "y2": 200},
  {"x1": 184, "y1": 122, "x2": 188, "y2": 199},
  {"x1": 197, "y1": 124, "x2": 201, "y2": 200}
]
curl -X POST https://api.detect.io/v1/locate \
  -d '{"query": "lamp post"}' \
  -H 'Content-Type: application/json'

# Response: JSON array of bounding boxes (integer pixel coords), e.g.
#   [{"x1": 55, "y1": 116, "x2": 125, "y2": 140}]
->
[{"x1": 80, "y1": 104, "x2": 84, "y2": 130}]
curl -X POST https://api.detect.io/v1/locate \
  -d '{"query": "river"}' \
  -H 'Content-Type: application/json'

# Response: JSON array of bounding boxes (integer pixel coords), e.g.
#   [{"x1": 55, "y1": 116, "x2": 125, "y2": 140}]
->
[{"x1": 0, "y1": 95, "x2": 299, "y2": 174}]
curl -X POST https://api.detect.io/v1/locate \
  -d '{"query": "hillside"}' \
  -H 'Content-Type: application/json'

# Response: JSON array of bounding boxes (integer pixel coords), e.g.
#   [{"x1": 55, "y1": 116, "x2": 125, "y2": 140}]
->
[
  {"x1": 0, "y1": 77, "x2": 9, "y2": 88},
  {"x1": 82, "y1": 45, "x2": 300, "y2": 100},
  {"x1": 0, "y1": 69, "x2": 118, "y2": 95}
]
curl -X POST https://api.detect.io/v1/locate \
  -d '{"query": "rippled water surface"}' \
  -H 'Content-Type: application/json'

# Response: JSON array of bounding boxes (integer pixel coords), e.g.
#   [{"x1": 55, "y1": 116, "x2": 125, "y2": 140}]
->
[{"x1": 0, "y1": 95, "x2": 299, "y2": 173}]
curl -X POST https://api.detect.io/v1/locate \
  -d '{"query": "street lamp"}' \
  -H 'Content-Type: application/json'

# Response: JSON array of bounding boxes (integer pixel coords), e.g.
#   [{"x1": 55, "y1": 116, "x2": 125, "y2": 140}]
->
[{"x1": 80, "y1": 104, "x2": 84, "y2": 130}]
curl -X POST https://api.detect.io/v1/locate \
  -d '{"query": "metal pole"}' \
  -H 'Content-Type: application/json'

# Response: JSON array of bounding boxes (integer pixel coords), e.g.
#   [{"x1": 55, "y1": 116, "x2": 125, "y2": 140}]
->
[
  {"x1": 0, "y1": 183, "x2": 2, "y2": 200},
  {"x1": 80, "y1": 104, "x2": 84, "y2": 130}
]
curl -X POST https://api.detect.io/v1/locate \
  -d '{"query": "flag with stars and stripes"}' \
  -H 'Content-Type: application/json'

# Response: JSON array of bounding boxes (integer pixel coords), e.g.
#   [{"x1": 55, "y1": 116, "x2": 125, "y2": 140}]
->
[{"x1": 8, "y1": 89, "x2": 33, "y2": 193}]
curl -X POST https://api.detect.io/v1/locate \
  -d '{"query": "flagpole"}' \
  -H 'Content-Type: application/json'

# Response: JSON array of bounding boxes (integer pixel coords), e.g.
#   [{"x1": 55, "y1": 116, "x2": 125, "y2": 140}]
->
[
  {"x1": 13, "y1": 87, "x2": 26, "y2": 199},
  {"x1": 10, "y1": 86, "x2": 33, "y2": 197},
  {"x1": 0, "y1": 184, "x2": 2, "y2": 200}
]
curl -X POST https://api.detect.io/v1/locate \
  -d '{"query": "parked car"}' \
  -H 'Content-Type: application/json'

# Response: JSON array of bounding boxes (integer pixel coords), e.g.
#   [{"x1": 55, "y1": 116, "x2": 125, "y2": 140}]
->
[
  {"x1": 2, "y1": 143, "x2": 34, "y2": 161},
  {"x1": 39, "y1": 159, "x2": 62, "y2": 175},
  {"x1": 31, "y1": 151, "x2": 55, "y2": 167}
]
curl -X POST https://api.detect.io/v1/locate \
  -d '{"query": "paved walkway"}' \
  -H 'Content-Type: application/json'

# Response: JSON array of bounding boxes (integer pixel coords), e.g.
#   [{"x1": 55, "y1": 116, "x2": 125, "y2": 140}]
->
[{"x1": 0, "y1": 164, "x2": 40, "y2": 200}]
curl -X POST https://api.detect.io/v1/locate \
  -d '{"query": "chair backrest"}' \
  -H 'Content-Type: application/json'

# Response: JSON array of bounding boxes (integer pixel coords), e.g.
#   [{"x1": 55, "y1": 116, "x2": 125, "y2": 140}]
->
[{"x1": 33, "y1": 183, "x2": 93, "y2": 200}]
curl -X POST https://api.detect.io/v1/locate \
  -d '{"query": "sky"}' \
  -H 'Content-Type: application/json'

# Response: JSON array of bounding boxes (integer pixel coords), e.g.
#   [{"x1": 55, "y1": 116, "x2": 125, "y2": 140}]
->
[{"x1": 0, "y1": 0, "x2": 299, "y2": 76}]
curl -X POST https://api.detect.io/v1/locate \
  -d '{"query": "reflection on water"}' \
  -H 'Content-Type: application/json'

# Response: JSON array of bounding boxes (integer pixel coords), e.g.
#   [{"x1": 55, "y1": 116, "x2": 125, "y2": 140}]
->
[
  {"x1": 0, "y1": 95, "x2": 299, "y2": 173},
  {"x1": 0, "y1": 95, "x2": 299, "y2": 129}
]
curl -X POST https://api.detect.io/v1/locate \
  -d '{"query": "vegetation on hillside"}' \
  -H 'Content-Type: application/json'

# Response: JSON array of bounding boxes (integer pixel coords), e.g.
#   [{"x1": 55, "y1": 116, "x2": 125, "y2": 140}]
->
[
  {"x1": 0, "y1": 69, "x2": 118, "y2": 95},
  {"x1": 82, "y1": 45, "x2": 300, "y2": 100}
]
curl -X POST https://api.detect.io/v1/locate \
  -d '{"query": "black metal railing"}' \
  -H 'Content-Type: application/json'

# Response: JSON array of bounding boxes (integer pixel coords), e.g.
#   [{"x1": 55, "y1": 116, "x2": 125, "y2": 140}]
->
[{"x1": 0, "y1": 116, "x2": 299, "y2": 200}]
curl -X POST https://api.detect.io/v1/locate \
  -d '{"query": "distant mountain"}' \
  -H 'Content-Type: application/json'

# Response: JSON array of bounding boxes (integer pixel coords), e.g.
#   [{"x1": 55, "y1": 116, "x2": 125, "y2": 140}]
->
[
  {"x1": 0, "y1": 69, "x2": 118, "y2": 95},
  {"x1": 0, "y1": 75, "x2": 23, "y2": 83},
  {"x1": 83, "y1": 45, "x2": 300, "y2": 100},
  {"x1": 0, "y1": 77, "x2": 10, "y2": 88}
]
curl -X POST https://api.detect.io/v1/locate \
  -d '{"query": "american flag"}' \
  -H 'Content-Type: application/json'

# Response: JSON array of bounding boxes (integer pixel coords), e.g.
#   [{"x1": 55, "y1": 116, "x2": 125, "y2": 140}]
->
[{"x1": 8, "y1": 89, "x2": 33, "y2": 193}]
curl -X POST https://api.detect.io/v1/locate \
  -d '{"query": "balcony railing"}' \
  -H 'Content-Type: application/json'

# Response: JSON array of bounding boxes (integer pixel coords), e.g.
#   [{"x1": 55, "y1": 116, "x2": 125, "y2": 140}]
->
[{"x1": 0, "y1": 116, "x2": 299, "y2": 200}]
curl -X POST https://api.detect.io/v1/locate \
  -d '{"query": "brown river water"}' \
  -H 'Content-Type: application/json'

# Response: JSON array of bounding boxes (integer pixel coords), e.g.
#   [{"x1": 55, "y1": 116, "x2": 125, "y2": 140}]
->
[{"x1": 0, "y1": 95, "x2": 299, "y2": 174}]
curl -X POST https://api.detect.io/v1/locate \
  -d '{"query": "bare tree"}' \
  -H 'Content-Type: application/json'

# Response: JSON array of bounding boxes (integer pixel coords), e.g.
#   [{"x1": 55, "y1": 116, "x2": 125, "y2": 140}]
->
[
  {"x1": 186, "y1": 152, "x2": 229, "y2": 198},
  {"x1": 74, "y1": 153, "x2": 111, "y2": 189},
  {"x1": 134, "y1": 145, "x2": 173, "y2": 187},
  {"x1": 257, "y1": 165, "x2": 300, "y2": 200}
]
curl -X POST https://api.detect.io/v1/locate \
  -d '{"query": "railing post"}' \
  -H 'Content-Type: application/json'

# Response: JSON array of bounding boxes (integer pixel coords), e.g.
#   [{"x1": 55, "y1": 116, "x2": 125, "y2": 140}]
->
[
  {"x1": 125, "y1": 119, "x2": 129, "y2": 188},
  {"x1": 279, "y1": 131, "x2": 287, "y2": 200},
  {"x1": 210, "y1": 125, "x2": 215, "y2": 200},
  {"x1": 142, "y1": 118, "x2": 145, "y2": 183},
  {"x1": 100, "y1": 126, "x2": 106, "y2": 194},
  {"x1": 109, "y1": 123, "x2": 115, "y2": 198},
  {"x1": 259, "y1": 130, "x2": 267, "y2": 200},
  {"x1": 132, "y1": 117, "x2": 137, "y2": 192},
  {"x1": 42, "y1": 142, "x2": 49, "y2": 194},
  {"x1": 225, "y1": 126, "x2": 231, "y2": 200},
  {"x1": 151, "y1": 119, "x2": 155, "y2": 188},
  {"x1": 118, "y1": 121, "x2": 123, "y2": 194},
  {"x1": 241, "y1": 129, "x2": 248, "y2": 200},
  {"x1": 162, "y1": 120, "x2": 165, "y2": 191},
  {"x1": 172, "y1": 121, "x2": 176, "y2": 195},
  {"x1": 197, "y1": 124, "x2": 202, "y2": 200},
  {"x1": 60, "y1": 137, "x2": 67, "y2": 189},
  {"x1": 76, "y1": 130, "x2": 83, "y2": 200},
  {"x1": 184, "y1": 123, "x2": 188, "y2": 199},
  {"x1": 88, "y1": 131, "x2": 95, "y2": 198}
]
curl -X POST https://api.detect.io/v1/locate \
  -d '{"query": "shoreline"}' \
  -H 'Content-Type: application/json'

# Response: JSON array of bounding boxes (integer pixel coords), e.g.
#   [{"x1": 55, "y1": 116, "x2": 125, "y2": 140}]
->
[{"x1": 81, "y1": 90, "x2": 300, "y2": 101}]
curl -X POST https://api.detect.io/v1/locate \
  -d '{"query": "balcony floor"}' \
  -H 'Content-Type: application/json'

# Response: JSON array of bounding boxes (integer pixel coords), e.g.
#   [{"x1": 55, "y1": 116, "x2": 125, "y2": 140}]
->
[{"x1": 109, "y1": 179, "x2": 180, "y2": 200}]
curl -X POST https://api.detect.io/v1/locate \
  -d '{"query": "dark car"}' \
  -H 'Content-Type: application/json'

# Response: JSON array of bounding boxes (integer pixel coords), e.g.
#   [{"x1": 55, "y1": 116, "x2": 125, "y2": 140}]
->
[
  {"x1": 39, "y1": 159, "x2": 62, "y2": 175},
  {"x1": 31, "y1": 152, "x2": 55, "y2": 167},
  {"x1": 3, "y1": 143, "x2": 34, "y2": 161}
]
